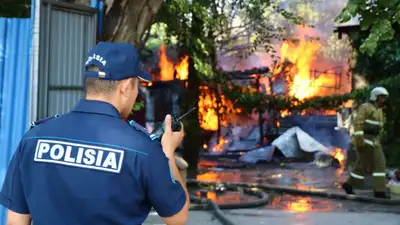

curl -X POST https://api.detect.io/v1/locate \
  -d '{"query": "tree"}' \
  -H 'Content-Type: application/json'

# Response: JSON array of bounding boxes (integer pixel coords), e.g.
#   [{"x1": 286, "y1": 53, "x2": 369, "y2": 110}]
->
[
  {"x1": 59, "y1": 0, "x2": 165, "y2": 44},
  {"x1": 335, "y1": 0, "x2": 400, "y2": 56},
  {"x1": 100, "y1": 0, "x2": 164, "y2": 43},
  {"x1": 349, "y1": 31, "x2": 400, "y2": 83}
]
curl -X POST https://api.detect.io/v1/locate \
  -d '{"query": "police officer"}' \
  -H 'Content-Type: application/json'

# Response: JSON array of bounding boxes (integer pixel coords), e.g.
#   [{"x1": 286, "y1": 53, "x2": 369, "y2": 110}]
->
[
  {"x1": 342, "y1": 87, "x2": 390, "y2": 199},
  {"x1": 0, "y1": 42, "x2": 189, "y2": 225}
]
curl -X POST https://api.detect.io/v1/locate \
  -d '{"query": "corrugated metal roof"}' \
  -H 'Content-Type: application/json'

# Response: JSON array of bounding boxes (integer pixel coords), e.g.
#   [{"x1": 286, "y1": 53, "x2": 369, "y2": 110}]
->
[{"x1": 0, "y1": 18, "x2": 32, "y2": 225}]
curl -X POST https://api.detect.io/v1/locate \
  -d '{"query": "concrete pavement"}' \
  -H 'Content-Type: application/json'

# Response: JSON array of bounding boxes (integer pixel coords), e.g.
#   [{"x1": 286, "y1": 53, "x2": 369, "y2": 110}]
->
[
  {"x1": 144, "y1": 209, "x2": 400, "y2": 225},
  {"x1": 143, "y1": 211, "x2": 220, "y2": 225},
  {"x1": 143, "y1": 162, "x2": 400, "y2": 224},
  {"x1": 225, "y1": 209, "x2": 400, "y2": 225}
]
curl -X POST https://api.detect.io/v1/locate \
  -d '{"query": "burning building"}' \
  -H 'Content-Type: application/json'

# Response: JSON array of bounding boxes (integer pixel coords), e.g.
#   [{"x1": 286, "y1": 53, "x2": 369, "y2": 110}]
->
[
  {"x1": 138, "y1": 31, "x2": 350, "y2": 164},
  {"x1": 139, "y1": 44, "x2": 189, "y2": 132},
  {"x1": 201, "y1": 30, "x2": 351, "y2": 164}
]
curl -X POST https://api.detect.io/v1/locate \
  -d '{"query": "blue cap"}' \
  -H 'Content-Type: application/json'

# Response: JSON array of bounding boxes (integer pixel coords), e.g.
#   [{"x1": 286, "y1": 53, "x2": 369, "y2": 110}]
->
[{"x1": 84, "y1": 42, "x2": 152, "y2": 82}]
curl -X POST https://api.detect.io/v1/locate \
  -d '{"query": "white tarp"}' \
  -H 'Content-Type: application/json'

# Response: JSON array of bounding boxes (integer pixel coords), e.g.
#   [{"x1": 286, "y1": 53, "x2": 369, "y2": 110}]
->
[
  {"x1": 238, "y1": 145, "x2": 276, "y2": 164},
  {"x1": 271, "y1": 126, "x2": 331, "y2": 158}
]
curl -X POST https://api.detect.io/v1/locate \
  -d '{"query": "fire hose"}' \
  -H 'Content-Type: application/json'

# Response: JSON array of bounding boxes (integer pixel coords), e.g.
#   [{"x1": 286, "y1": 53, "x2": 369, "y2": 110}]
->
[
  {"x1": 188, "y1": 183, "x2": 270, "y2": 225},
  {"x1": 188, "y1": 179, "x2": 400, "y2": 205},
  {"x1": 187, "y1": 179, "x2": 400, "y2": 225}
]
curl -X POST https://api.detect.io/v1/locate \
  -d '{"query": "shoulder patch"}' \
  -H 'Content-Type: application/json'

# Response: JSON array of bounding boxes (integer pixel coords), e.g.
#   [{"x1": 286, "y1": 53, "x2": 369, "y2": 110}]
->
[
  {"x1": 128, "y1": 120, "x2": 150, "y2": 135},
  {"x1": 30, "y1": 114, "x2": 61, "y2": 129}
]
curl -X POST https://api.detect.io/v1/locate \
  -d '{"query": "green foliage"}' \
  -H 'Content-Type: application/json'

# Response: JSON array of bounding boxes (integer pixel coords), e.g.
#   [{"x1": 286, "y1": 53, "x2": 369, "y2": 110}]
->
[
  {"x1": 145, "y1": 23, "x2": 179, "y2": 49},
  {"x1": 131, "y1": 101, "x2": 145, "y2": 112},
  {"x1": 349, "y1": 32, "x2": 400, "y2": 83},
  {"x1": 0, "y1": 0, "x2": 30, "y2": 18},
  {"x1": 335, "y1": 0, "x2": 400, "y2": 56}
]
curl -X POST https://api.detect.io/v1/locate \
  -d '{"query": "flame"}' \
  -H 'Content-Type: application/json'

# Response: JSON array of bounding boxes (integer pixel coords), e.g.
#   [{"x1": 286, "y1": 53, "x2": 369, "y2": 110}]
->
[
  {"x1": 198, "y1": 85, "x2": 237, "y2": 132},
  {"x1": 274, "y1": 40, "x2": 337, "y2": 101},
  {"x1": 332, "y1": 147, "x2": 345, "y2": 165},
  {"x1": 212, "y1": 137, "x2": 229, "y2": 152},
  {"x1": 196, "y1": 171, "x2": 219, "y2": 182},
  {"x1": 158, "y1": 44, "x2": 175, "y2": 81},
  {"x1": 286, "y1": 198, "x2": 311, "y2": 212},
  {"x1": 269, "y1": 35, "x2": 341, "y2": 119},
  {"x1": 175, "y1": 55, "x2": 189, "y2": 80},
  {"x1": 196, "y1": 86, "x2": 234, "y2": 152},
  {"x1": 323, "y1": 109, "x2": 337, "y2": 115},
  {"x1": 155, "y1": 44, "x2": 189, "y2": 82},
  {"x1": 206, "y1": 192, "x2": 217, "y2": 201},
  {"x1": 280, "y1": 110, "x2": 291, "y2": 118},
  {"x1": 198, "y1": 86, "x2": 219, "y2": 131}
]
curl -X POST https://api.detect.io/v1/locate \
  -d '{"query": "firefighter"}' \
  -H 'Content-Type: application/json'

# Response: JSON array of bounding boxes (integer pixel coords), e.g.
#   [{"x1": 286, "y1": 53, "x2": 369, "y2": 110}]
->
[
  {"x1": 343, "y1": 100, "x2": 361, "y2": 169},
  {"x1": 342, "y1": 87, "x2": 390, "y2": 199}
]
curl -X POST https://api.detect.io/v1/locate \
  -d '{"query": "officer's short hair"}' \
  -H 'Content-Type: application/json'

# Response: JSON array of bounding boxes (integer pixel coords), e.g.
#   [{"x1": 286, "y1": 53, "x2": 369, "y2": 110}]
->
[{"x1": 84, "y1": 65, "x2": 137, "y2": 95}]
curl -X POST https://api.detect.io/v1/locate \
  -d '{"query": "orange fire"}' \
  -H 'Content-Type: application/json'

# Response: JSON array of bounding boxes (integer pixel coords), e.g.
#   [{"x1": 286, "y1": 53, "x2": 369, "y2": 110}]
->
[
  {"x1": 212, "y1": 137, "x2": 229, "y2": 152},
  {"x1": 198, "y1": 85, "x2": 238, "y2": 131},
  {"x1": 273, "y1": 40, "x2": 337, "y2": 101},
  {"x1": 280, "y1": 109, "x2": 291, "y2": 118},
  {"x1": 198, "y1": 85, "x2": 237, "y2": 152},
  {"x1": 198, "y1": 86, "x2": 219, "y2": 131},
  {"x1": 154, "y1": 44, "x2": 189, "y2": 82},
  {"x1": 158, "y1": 44, "x2": 174, "y2": 81},
  {"x1": 175, "y1": 56, "x2": 189, "y2": 80},
  {"x1": 197, "y1": 33, "x2": 342, "y2": 132},
  {"x1": 286, "y1": 198, "x2": 311, "y2": 212},
  {"x1": 332, "y1": 147, "x2": 345, "y2": 165},
  {"x1": 270, "y1": 38, "x2": 340, "y2": 118}
]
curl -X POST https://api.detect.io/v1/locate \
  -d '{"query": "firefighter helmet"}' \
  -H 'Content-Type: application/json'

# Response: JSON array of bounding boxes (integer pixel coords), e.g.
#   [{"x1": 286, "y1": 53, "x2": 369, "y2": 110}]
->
[{"x1": 370, "y1": 87, "x2": 389, "y2": 101}]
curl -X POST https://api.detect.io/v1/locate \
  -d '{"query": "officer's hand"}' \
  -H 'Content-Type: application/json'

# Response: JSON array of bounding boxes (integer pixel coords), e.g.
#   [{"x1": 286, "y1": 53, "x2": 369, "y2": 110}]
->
[{"x1": 161, "y1": 114, "x2": 184, "y2": 159}]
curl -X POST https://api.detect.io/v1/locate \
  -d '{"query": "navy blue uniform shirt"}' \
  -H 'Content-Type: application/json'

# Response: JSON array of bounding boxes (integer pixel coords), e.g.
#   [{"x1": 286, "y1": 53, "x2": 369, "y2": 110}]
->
[{"x1": 0, "y1": 99, "x2": 186, "y2": 225}]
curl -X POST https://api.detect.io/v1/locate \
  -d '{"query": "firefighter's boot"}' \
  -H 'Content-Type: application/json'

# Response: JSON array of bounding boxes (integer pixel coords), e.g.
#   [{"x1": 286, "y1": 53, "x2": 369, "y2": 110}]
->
[
  {"x1": 373, "y1": 191, "x2": 390, "y2": 199},
  {"x1": 341, "y1": 182, "x2": 355, "y2": 195}
]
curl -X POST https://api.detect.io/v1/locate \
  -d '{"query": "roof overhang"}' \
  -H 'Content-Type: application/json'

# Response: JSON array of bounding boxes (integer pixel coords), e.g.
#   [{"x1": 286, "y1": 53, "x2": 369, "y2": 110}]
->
[{"x1": 333, "y1": 15, "x2": 361, "y2": 39}]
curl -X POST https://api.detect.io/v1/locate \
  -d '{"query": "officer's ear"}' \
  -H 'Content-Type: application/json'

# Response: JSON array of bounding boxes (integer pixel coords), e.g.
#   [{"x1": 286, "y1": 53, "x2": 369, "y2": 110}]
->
[
  {"x1": 118, "y1": 78, "x2": 138, "y2": 96},
  {"x1": 118, "y1": 78, "x2": 133, "y2": 97}
]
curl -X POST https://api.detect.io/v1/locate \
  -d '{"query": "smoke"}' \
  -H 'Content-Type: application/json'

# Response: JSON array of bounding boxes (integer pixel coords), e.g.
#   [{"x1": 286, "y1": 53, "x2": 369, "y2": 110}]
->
[{"x1": 217, "y1": 53, "x2": 272, "y2": 71}]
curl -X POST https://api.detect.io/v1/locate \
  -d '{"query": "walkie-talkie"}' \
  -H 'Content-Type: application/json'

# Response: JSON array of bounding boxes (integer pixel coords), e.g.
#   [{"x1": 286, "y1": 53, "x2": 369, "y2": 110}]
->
[{"x1": 150, "y1": 107, "x2": 196, "y2": 141}]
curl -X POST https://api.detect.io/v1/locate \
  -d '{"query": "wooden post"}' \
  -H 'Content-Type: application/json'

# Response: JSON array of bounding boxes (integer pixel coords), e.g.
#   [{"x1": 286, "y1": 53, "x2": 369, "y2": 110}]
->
[
  {"x1": 255, "y1": 75, "x2": 264, "y2": 145},
  {"x1": 215, "y1": 85, "x2": 222, "y2": 141}
]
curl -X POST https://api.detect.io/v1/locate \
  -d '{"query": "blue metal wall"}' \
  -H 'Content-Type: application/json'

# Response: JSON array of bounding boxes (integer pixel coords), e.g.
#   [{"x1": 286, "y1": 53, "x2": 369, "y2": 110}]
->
[{"x1": 0, "y1": 18, "x2": 32, "y2": 225}]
